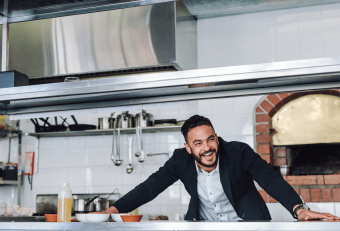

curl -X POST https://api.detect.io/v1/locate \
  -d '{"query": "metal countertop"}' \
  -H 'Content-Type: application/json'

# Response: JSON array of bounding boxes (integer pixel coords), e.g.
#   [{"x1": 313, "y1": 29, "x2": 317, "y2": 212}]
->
[{"x1": 1, "y1": 221, "x2": 340, "y2": 231}]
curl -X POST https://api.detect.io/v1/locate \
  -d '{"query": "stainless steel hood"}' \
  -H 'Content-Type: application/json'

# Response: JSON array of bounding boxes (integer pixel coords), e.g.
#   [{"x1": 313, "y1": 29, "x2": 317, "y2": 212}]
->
[
  {"x1": 7, "y1": 1, "x2": 197, "y2": 81},
  {"x1": 2, "y1": 57, "x2": 340, "y2": 116}
]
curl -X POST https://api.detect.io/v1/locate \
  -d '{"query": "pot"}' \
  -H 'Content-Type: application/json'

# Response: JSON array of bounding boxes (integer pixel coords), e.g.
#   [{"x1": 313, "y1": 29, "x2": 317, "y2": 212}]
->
[
  {"x1": 73, "y1": 195, "x2": 98, "y2": 213},
  {"x1": 98, "y1": 113, "x2": 116, "y2": 129},
  {"x1": 93, "y1": 198, "x2": 110, "y2": 212},
  {"x1": 116, "y1": 111, "x2": 135, "y2": 128},
  {"x1": 135, "y1": 110, "x2": 153, "y2": 127}
]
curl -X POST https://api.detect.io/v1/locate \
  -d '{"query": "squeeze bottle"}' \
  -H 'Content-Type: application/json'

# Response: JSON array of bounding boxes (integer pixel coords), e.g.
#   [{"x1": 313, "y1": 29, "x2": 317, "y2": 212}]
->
[{"x1": 57, "y1": 182, "x2": 72, "y2": 222}]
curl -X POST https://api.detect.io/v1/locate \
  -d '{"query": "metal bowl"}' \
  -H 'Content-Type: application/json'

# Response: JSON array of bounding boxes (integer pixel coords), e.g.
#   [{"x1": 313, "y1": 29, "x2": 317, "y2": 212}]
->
[{"x1": 274, "y1": 165, "x2": 291, "y2": 176}]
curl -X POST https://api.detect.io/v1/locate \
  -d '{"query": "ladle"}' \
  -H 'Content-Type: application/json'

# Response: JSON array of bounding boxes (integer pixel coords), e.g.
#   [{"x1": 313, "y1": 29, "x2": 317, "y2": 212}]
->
[
  {"x1": 135, "y1": 126, "x2": 141, "y2": 157},
  {"x1": 114, "y1": 129, "x2": 123, "y2": 166},
  {"x1": 138, "y1": 126, "x2": 145, "y2": 163},
  {"x1": 126, "y1": 135, "x2": 133, "y2": 174}
]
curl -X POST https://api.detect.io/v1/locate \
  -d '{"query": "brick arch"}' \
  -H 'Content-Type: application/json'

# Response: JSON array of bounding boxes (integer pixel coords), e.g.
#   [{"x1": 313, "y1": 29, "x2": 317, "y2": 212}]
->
[{"x1": 253, "y1": 89, "x2": 340, "y2": 166}]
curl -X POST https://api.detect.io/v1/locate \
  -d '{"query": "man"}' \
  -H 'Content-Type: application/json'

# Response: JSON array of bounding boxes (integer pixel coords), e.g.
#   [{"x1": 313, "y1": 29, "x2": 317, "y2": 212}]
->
[{"x1": 101, "y1": 115, "x2": 339, "y2": 221}]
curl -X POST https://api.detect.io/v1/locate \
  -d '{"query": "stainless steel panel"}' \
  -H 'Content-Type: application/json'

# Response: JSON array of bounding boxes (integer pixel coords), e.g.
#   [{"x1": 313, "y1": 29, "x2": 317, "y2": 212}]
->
[
  {"x1": 2, "y1": 57, "x2": 340, "y2": 100},
  {"x1": 8, "y1": 2, "x2": 195, "y2": 79},
  {"x1": 2, "y1": 57, "x2": 340, "y2": 115},
  {"x1": 1, "y1": 220, "x2": 340, "y2": 230}
]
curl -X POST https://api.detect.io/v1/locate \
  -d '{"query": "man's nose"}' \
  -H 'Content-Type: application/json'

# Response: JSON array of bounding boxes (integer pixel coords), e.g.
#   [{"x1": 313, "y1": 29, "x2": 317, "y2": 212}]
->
[{"x1": 202, "y1": 141, "x2": 210, "y2": 151}]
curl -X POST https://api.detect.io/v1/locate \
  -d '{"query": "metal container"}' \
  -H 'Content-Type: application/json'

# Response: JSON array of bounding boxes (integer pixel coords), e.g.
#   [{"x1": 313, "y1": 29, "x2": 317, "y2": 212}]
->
[
  {"x1": 116, "y1": 111, "x2": 135, "y2": 128},
  {"x1": 73, "y1": 195, "x2": 98, "y2": 213},
  {"x1": 135, "y1": 110, "x2": 154, "y2": 127},
  {"x1": 275, "y1": 165, "x2": 291, "y2": 176},
  {"x1": 98, "y1": 118, "x2": 116, "y2": 129},
  {"x1": 93, "y1": 198, "x2": 110, "y2": 212}
]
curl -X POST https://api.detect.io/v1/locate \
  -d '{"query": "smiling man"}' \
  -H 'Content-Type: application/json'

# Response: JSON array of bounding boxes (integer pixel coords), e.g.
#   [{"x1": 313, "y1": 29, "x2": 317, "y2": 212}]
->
[{"x1": 101, "y1": 115, "x2": 339, "y2": 221}]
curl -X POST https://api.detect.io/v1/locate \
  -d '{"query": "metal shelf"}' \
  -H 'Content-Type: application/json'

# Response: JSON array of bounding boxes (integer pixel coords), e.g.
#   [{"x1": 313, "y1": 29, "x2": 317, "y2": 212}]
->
[
  {"x1": 28, "y1": 126, "x2": 182, "y2": 138},
  {"x1": 0, "y1": 180, "x2": 19, "y2": 185}
]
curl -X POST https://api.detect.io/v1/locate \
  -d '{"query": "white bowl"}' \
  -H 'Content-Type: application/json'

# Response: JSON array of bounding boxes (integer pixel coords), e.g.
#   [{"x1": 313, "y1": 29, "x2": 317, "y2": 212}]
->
[
  {"x1": 85, "y1": 214, "x2": 110, "y2": 223},
  {"x1": 76, "y1": 214, "x2": 88, "y2": 222},
  {"x1": 0, "y1": 203, "x2": 7, "y2": 208},
  {"x1": 0, "y1": 208, "x2": 7, "y2": 216},
  {"x1": 111, "y1": 213, "x2": 129, "y2": 222}
]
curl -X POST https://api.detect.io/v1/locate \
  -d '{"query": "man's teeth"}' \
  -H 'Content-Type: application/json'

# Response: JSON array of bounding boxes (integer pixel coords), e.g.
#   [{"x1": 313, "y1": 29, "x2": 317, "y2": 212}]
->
[{"x1": 203, "y1": 152, "x2": 212, "y2": 156}]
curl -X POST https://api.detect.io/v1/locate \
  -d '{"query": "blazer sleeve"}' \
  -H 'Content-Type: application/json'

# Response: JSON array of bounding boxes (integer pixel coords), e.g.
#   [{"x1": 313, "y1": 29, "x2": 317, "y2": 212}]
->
[
  {"x1": 240, "y1": 143, "x2": 302, "y2": 217},
  {"x1": 113, "y1": 150, "x2": 180, "y2": 213}
]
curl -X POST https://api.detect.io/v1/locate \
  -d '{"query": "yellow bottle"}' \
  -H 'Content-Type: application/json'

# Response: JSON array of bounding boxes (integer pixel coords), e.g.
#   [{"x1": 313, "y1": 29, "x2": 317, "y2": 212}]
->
[{"x1": 57, "y1": 183, "x2": 72, "y2": 222}]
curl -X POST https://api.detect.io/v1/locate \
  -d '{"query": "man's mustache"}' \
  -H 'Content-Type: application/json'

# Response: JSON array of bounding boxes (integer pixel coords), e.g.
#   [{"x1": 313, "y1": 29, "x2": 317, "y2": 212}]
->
[{"x1": 199, "y1": 148, "x2": 216, "y2": 157}]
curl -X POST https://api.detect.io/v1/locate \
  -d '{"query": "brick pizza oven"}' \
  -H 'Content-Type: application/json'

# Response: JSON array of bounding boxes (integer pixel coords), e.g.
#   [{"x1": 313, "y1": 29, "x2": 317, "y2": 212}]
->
[{"x1": 254, "y1": 90, "x2": 340, "y2": 203}]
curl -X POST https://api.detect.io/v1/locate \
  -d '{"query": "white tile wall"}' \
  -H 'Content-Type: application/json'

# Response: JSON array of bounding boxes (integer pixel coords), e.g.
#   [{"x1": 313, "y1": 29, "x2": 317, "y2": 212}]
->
[
  {"x1": 198, "y1": 2, "x2": 340, "y2": 69},
  {"x1": 2, "y1": 2, "x2": 340, "y2": 218}
]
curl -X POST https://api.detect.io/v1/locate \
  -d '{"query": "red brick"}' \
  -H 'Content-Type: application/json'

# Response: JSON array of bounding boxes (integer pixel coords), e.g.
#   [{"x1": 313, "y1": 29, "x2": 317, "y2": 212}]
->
[
  {"x1": 324, "y1": 175, "x2": 340, "y2": 185},
  {"x1": 311, "y1": 189, "x2": 321, "y2": 202},
  {"x1": 261, "y1": 154, "x2": 273, "y2": 165},
  {"x1": 259, "y1": 190, "x2": 267, "y2": 203},
  {"x1": 278, "y1": 93, "x2": 291, "y2": 104},
  {"x1": 260, "y1": 100, "x2": 276, "y2": 116},
  {"x1": 320, "y1": 90, "x2": 330, "y2": 95},
  {"x1": 330, "y1": 89, "x2": 340, "y2": 96},
  {"x1": 300, "y1": 91, "x2": 309, "y2": 96},
  {"x1": 256, "y1": 107, "x2": 263, "y2": 113},
  {"x1": 256, "y1": 134, "x2": 271, "y2": 144},
  {"x1": 269, "y1": 195, "x2": 278, "y2": 203},
  {"x1": 267, "y1": 95, "x2": 281, "y2": 107},
  {"x1": 333, "y1": 188, "x2": 340, "y2": 202},
  {"x1": 257, "y1": 144, "x2": 272, "y2": 154},
  {"x1": 321, "y1": 188, "x2": 332, "y2": 202},
  {"x1": 276, "y1": 148, "x2": 286, "y2": 157},
  {"x1": 256, "y1": 114, "x2": 271, "y2": 123},
  {"x1": 300, "y1": 189, "x2": 310, "y2": 202},
  {"x1": 274, "y1": 158, "x2": 287, "y2": 166},
  {"x1": 294, "y1": 188, "x2": 299, "y2": 195},
  {"x1": 286, "y1": 175, "x2": 317, "y2": 185},
  {"x1": 274, "y1": 101, "x2": 284, "y2": 111},
  {"x1": 256, "y1": 124, "x2": 270, "y2": 133},
  {"x1": 317, "y1": 175, "x2": 324, "y2": 185},
  {"x1": 310, "y1": 91, "x2": 320, "y2": 95},
  {"x1": 290, "y1": 92, "x2": 300, "y2": 99}
]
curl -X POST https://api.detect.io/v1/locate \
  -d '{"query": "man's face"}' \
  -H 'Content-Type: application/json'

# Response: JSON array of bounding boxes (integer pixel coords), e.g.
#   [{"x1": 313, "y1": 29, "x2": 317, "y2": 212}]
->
[{"x1": 184, "y1": 125, "x2": 219, "y2": 170}]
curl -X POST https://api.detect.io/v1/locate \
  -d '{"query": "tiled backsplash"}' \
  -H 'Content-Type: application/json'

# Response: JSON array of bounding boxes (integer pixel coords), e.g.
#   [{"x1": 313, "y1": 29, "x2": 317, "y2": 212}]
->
[{"x1": 2, "y1": 2, "x2": 340, "y2": 220}]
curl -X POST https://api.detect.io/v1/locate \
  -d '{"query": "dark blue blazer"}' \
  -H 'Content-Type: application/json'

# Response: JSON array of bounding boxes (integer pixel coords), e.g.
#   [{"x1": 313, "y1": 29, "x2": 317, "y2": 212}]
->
[{"x1": 114, "y1": 137, "x2": 302, "y2": 220}]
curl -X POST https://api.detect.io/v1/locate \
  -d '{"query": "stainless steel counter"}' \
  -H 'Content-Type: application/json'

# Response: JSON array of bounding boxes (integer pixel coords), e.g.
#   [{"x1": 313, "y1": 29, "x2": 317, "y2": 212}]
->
[{"x1": 1, "y1": 221, "x2": 340, "y2": 231}]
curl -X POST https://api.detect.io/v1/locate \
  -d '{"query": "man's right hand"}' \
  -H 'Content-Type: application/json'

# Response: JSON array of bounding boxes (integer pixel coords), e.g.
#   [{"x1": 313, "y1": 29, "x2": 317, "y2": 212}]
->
[{"x1": 90, "y1": 206, "x2": 119, "y2": 215}]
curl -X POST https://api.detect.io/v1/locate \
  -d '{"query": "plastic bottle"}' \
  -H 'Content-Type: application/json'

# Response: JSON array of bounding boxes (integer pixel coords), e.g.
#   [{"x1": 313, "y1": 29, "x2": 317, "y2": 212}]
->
[{"x1": 57, "y1": 182, "x2": 72, "y2": 222}]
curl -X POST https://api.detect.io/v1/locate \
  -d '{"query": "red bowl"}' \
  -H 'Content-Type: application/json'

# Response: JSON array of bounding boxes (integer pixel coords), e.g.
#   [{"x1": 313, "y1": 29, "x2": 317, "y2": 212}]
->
[
  {"x1": 45, "y1": 214, "x2": 57, "y2": 222},
  {"x1": 120, "y1": 215, "x2": 143, "y2": 222}
]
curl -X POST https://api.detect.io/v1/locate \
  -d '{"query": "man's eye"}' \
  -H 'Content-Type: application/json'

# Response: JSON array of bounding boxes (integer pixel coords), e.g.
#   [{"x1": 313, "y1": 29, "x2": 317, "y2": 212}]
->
[{"x1": 195, "y1": 143, "x2": 201, "y2": 146}]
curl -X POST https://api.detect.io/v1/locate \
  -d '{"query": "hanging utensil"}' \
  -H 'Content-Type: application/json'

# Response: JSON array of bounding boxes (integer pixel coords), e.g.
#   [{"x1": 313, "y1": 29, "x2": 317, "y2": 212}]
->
[
  {"x1": 135, "y1": 126, "x2": 141, "y2": 157},
  {"x1": 138, "y1": 126, "x2": 145, "y2": 163},
  {"x1": 111, "y1": 128, "x2": 115, "y2": 162},
  {"x1": 113, "y1": 128, "x2": 123, "y2": 166},
  {"x1": 127, "y1": 135, "x2": 133, "y2": 174}
]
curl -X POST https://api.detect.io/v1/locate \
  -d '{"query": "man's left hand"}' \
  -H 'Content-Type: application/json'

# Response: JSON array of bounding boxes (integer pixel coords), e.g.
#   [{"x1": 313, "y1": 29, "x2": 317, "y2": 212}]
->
[{"x1": 297, "y1": 209, "x2": 340, "y2": 221}]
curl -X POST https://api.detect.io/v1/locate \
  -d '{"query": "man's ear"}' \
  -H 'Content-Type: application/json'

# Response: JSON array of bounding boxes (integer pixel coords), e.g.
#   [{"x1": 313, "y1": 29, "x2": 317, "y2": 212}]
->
[{"x1": 184, "y1": 142, "x2": 192, "y2": 154}]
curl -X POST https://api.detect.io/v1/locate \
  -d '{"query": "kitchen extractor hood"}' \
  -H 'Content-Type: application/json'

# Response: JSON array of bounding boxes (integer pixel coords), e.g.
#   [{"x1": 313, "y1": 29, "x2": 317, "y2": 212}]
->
[
  {"x1": 7, "y1": 1, "x2": 197, "y2": 83},
  {"x1": 2, "y1": 57, "x2": 340, "y2": 117}
]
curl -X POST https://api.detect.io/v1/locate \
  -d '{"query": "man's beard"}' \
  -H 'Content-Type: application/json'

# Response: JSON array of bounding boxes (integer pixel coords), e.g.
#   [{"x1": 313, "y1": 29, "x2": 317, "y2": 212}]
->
[{"x1": 191, "y1": 147, "x2": 219, "y2": 168}]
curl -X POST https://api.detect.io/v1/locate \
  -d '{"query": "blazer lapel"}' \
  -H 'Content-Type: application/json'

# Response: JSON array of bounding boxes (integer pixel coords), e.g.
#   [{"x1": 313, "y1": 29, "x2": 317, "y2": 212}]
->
[{"x1": 219, "y1": 143, "x2": 235, "y2": 208}]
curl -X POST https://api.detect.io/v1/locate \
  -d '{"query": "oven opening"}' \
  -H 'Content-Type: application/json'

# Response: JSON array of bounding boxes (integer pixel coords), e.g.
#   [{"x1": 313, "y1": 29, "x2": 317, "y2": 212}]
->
[{"x1": 289, "y1": 144, "x2": 340, "y2": 175}]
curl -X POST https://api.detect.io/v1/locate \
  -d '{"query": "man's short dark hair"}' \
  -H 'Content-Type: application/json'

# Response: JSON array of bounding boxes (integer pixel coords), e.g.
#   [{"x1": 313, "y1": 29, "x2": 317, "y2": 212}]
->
[{"x1": 181, "y1": 115, "x2": 215, "y2": 142}]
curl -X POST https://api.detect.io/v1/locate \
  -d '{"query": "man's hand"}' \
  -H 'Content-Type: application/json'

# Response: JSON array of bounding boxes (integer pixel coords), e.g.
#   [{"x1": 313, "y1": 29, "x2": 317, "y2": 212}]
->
[
  {"x1": 296, "y1": 208, "x2": 340, "y2": 221},
  {"x1": 89, "y1": 206, "x2": 119, "y2": 215}
]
